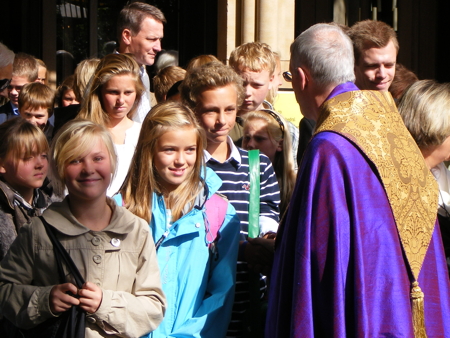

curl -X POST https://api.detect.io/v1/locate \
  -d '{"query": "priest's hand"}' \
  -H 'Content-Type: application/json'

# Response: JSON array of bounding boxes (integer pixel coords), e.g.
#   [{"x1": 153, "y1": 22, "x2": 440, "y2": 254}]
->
[{"x1": 245, "y1": 237, "x2": 275, "y2": 276}]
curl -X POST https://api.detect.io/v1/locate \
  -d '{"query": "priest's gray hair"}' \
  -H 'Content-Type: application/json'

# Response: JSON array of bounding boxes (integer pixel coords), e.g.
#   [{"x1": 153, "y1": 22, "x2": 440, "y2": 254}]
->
[
  {"x1": 290, "y1": 23, "x2": 355, "y2": 88},
  {"x1": 0, "y1": 42, "x2": 14, "y2": 69}
]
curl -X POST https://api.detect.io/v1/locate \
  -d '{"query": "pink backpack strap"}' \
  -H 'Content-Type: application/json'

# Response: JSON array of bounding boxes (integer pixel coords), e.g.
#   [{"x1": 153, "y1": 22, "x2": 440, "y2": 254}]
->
[{"x1": 204, "y1": 193, "x2": 228, "y2": 246}]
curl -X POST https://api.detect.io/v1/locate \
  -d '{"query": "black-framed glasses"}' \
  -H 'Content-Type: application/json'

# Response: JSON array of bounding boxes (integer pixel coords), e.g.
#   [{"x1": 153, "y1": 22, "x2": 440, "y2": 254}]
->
[
  {"x1": 283, "y1": 71, "x2": 292, "y2": 82},
  {"x1": 260, "y1": 109, "x2": 285, "y2": 138},
  {"x1": 0, "y1": 78, "x2": 11, "y2": 91}
]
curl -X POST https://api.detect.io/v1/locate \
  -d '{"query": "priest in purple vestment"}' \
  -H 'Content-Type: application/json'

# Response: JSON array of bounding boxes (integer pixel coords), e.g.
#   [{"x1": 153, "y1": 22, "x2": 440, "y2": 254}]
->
[{"x1": 266, "y1": 23, "x2": 450, "y2": 338}]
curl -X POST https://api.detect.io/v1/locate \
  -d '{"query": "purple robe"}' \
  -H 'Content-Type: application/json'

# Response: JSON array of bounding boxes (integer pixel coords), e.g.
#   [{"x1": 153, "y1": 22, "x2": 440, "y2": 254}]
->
[{"x1": 266, "y1": 130, "x2": 450, "y2": 337}]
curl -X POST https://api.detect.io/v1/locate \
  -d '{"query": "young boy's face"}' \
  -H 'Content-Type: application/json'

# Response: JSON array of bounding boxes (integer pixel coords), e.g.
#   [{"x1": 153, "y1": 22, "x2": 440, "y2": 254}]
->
[
  {"x1": 195, "y1": 84, "x2": 238, "y2": 147},
  {"x1": 8, "y1": 76, "x2": 29, "y2": 106},
  {"x1": 20, "y1": 106, "x2": 49, "y2": 130},
  {"x1": 239, "y1": 68, "x2": 273, "y2": 114}
]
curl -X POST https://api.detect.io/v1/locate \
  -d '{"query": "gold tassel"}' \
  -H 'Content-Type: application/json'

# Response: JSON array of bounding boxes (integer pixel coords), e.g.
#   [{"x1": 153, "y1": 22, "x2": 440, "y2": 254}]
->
[{"x1": 410, "y1": 281, "x2": 427, "y2": 338}]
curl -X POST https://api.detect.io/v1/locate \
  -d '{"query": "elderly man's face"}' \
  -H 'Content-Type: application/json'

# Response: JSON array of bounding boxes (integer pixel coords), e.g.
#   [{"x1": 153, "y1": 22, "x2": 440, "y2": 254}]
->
[
  {"x1": 126, "y1": 17, "x2": 163, "y2": 66},
  {"x1": 355, "y1": 40, "x2": 397, "y2": 92},
  {"x1": 0, "y1": 63, "x2": 13, "y2": 97}
]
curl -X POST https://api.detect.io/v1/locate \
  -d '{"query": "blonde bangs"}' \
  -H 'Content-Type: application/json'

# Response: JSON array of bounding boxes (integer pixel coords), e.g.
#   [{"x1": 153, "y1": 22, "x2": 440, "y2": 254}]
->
[
  {"x1": 6, "y1": 121, "x2": 48, "y2": 167},
  {"x1": 50, "y1": 120, "x2": 117, "y2": 197}
]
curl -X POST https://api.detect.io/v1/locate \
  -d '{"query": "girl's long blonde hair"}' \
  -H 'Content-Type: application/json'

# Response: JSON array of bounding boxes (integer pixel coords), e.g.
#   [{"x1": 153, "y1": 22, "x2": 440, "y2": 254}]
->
[
  {"x1": 120, "y1": 101, "x2": 206, "y2": 223},
  {"x1": 78, "y1": 53, "x2": 144, "y2": 126},
  {"x1": 242, "y1": 110, "x2": 296, "y2": 216}
]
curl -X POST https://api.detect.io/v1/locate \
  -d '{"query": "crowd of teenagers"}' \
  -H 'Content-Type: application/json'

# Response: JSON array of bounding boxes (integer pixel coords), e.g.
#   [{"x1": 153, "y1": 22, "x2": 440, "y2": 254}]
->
[{"x1": 0, "y1": 2, "x2": 450, "y2": 338}]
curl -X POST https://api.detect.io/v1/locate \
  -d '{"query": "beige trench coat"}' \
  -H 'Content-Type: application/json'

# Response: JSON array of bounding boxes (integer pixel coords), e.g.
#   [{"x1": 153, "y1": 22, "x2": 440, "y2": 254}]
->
[{"x1": 0, "y1": 198, "x2": 166, "y2": 337}]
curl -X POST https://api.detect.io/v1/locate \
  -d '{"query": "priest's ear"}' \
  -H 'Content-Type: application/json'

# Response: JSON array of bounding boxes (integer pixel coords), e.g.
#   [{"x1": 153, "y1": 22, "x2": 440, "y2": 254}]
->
[{"x1": 297, "y1": 67, "x2": 310, "y2": 90}]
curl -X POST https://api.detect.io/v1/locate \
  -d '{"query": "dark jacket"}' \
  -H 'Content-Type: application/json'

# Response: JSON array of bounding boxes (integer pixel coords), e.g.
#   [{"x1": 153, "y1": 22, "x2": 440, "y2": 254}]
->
[
  {"x1": 0, "y1": 102, "x2": 17, "y2": 125},
  {"x1": 0, "y1": 180, "x2": 52, "y2": 260}
]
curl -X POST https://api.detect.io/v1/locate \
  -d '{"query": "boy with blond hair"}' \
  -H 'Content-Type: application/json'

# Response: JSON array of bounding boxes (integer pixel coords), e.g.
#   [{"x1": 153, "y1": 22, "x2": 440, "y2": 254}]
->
[
  {"x1": 153, "y1": 65, "x2": 186, "y2": 103},
  {"x1": 229, "y1": 42, "x2": 275, "y2": 114},
  {"x1": 0, "y1": 53, "x2": 39, "y2": 124},
  {"x1": 229, "y1": 42, "x2": 299, "y2": 167},
  {"x1": 18, "y1": 82, "x2": 54, "y2": 141}
]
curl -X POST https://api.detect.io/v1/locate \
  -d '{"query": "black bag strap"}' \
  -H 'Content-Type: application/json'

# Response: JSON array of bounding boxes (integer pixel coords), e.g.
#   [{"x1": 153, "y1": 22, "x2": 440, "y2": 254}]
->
[{"x1": 39, "y1": 216, "x2": 85, "y2": 289}]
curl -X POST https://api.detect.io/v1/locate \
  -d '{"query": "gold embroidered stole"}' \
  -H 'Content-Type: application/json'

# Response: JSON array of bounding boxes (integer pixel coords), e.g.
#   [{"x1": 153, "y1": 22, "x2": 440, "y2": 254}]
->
[{"x1": 315, "y1": 90, "x2": 438, "y2": 337}]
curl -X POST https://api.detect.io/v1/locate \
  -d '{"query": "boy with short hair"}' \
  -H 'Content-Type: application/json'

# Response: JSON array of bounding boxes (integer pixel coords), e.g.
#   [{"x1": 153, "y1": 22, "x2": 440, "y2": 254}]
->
[
  {"x1": 0, "y1": 53, "x2": 39, "y2": 124},
  {"x1": 229, "y1": 42, "x2": 276, "y2": 115},
  {"x1": 229, "y1": 42, "x2": 299, "y2": 166},
  {"x1": 18, "y1": 82, "x2": 54, "y2": 142},
  {"x1": 153, "y1": 65, "x2": 186, "y2": 103},
  {"x1": 180, "y1": 61, "x2": 280, "y2": 337}
]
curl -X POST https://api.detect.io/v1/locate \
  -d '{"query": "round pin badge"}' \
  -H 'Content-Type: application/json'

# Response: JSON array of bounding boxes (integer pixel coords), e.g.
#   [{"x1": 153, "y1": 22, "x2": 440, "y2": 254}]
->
[{"x1": 111, "y1": 238, "x2": 121, "y2": 247}]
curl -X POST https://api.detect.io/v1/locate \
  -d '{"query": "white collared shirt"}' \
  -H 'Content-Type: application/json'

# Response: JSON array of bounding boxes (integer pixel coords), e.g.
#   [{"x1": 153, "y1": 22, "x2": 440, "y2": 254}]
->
[{"x1": 132, "y1": 66, "x2": 151, "y2": 123}]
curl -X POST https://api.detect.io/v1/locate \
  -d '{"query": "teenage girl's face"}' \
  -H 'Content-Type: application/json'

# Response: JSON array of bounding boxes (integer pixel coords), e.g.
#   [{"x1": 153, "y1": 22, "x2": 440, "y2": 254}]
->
[
  {"x1": 100, "y1": 74, "x2": 137, "y2": 122},
  {"x1": 242, "y1": 118, "x2": 281, "y2": 163},
  {"x1": 153, "y1": 127, "x2": 197, "y2": 194},
  {"x1": 64, "y1": 137, "x2": 111, "y2": 203},
  {"x1": 0, "y1": 150, "x2": 48, "y2": 198}
]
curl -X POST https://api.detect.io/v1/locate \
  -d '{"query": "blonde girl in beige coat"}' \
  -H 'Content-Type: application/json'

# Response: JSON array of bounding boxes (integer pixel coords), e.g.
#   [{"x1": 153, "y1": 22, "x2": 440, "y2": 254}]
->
[{"x1": 0, "y1": 120, "x2": 166, "y2": 337}]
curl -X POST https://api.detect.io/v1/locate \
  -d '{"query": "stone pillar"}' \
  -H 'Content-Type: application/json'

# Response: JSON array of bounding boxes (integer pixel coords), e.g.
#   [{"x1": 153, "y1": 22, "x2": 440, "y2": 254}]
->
[
  {"x1": 217, "y1": 0, "x2": 237, "y2": 62},
  {"x1": 333, "y1": 0, "x2": 347, "y2": 25},
  {"x1": 242, "y1": 0, "x2": 256, "y2": 43},
  {"x1": 258, "y1": 0, "x2": 278, "y2": 49},
  {"x1": 273, "y1": 0, "x2": 295, "y2": 88},
  {"x1": 42, "y1": 0, "x2": 57, "y2": 88},
  {"x1": 218, "y1": 0, "x2": 295, "y2": 73}
]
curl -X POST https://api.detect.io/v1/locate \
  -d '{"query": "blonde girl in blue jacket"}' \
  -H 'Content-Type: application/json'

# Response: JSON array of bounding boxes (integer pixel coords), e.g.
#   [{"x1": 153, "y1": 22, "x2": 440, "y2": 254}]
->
[{"x1": 118, "y1": 101, "x2": 240, "y2": 338}]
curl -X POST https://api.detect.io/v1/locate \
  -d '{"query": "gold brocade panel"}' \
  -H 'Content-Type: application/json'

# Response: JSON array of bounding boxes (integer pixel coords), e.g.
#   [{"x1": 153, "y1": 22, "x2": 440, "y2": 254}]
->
[{"x1": 315, "y1": 90, "x2": 438, "y2": 281}]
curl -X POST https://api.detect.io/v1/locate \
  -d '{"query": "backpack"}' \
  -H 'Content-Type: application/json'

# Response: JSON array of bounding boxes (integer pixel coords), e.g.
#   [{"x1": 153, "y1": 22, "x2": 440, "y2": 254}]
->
[{"x1": 204, "y1": 193, "x2": 228, "y2": 248}]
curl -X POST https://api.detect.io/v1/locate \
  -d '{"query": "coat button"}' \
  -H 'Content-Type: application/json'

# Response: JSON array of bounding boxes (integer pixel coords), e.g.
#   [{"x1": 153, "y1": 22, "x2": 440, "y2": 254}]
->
[
  {"x1": 93, "y1": 255, "x2": 102, "y2": 264},
  {"x1": 87, "y1": 316, "x2": 96, "y2": 323},
  {"x1": 92, "y1": 237, "x2": 101, "y2": 246},
  {"x1": 111, "y1": 238, "x2": 120, "y2": 247},
  {"x1": 195, "y1": 223, "x2": 201, "y2": 228}
]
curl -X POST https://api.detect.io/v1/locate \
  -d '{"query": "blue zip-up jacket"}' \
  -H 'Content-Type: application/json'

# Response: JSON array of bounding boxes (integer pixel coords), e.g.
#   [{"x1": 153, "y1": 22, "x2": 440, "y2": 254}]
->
[{"x1": 146, "y1": 167, "x2": 240, "y2": 338}]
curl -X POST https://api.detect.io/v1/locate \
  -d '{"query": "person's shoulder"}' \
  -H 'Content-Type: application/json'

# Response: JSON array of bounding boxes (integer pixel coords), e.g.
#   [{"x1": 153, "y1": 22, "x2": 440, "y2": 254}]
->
[
  {"x1": 258, "y1": 152, "x2": 272, "y2": 164},
  {"x1": 238, "y1": 147, "x2": 247, "y2": 156},
  {"x1": 0, "y1": 102, "x2": 11, "y2": 110},
  {"x1": 287, "y1": 120, "x2": 299, "y2": 132},
  {"x1": 0, "y1": 203, "x2": 13, "y2": 226},
  {"x1": 0, "y1": 102, "x2": 13, "y2": 115},
  {"x1": 115, "y1": 203, "x2": 151, "y2": 234},
  {"x1": 130, "y1": 121, "x2": 142, "y2": 131},
  {"x1": 311, "y1": 131, "x2": 353, "y2": 149},
  {"x1": 307, "y1": 131, "x2": 367, "y2": 166}
]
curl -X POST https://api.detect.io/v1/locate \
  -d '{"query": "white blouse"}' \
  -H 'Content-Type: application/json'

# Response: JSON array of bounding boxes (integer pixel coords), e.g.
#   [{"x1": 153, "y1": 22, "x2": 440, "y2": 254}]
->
[{"x1": 107, "y1": 122, "x2": 141, "y2": 197}]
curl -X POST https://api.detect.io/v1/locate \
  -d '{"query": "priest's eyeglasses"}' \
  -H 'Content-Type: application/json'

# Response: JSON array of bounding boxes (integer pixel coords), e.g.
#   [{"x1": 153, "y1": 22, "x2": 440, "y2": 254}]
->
[{"x1": 283, "y1": 71, "x2": 292, "y2": 82}]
